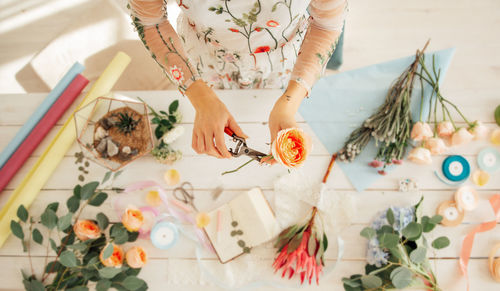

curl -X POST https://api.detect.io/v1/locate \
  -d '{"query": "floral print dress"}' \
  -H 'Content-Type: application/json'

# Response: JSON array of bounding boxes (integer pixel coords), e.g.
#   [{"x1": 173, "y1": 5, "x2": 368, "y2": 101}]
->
[{"x1": 128, "y1": 0, "x2": 347, "y2": 95}]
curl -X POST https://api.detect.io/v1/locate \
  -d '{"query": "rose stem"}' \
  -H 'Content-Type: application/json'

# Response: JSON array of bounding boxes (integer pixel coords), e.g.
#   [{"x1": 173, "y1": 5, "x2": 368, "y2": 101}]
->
[{"x1": 322, "y1": 153, "x2": 337, "y2": 183}]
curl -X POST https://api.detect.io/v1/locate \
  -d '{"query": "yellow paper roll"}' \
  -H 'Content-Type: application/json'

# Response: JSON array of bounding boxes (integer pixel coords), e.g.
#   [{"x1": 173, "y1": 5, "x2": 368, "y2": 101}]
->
[{"x1": 0, "y1": 52, "x2": 131, "y2": 247}]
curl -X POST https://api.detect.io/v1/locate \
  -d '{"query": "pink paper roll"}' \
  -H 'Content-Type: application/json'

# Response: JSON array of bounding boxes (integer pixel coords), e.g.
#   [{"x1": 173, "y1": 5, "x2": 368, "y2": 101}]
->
[{"x1": 0, "y1": 74, "x2": 89, "y2": 193}]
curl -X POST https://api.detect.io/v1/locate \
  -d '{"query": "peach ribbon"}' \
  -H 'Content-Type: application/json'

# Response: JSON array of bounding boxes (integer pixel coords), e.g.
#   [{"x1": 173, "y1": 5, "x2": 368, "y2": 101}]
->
[
  {"x1": 459, "y1": 194, "x2": 500, "y2": 290},
  {"x1": 489, "y1": 243, "x2": 500, "y2": 282}
]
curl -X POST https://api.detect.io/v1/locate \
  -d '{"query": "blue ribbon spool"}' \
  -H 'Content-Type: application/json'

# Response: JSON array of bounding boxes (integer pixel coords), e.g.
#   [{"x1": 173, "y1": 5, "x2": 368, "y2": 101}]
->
[
  {"x1": 150, "y1": 221, "x2": 179, "y2": 250},
  {"x1": 478, "y1": 147, "x2": 500, "y2": 173},
  {"x1": 442, "y1": 155, "x2": 470, "y2": 182}
]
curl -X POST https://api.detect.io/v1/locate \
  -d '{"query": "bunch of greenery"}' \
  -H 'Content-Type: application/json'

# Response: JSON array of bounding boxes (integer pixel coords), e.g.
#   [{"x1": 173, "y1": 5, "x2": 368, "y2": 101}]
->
[
  {"x1": 10, "y1": 173, "x2": 147, "y2": 291},
  {"x1": 342, "y1": 198, "x2": 450, "y2": 291}
]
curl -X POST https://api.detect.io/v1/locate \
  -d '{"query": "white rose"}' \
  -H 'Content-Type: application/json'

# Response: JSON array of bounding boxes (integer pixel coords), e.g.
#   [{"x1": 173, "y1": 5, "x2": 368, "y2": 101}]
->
[{"x1": 162, "y1": 126, "x2": 185, "y2": 144}]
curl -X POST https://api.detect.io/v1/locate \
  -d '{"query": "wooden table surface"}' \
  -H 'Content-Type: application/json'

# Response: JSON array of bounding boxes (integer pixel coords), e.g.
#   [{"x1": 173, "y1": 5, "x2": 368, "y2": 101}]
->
[{"x1": 0, "y1": 89, "x2": 499, "y2": 290}]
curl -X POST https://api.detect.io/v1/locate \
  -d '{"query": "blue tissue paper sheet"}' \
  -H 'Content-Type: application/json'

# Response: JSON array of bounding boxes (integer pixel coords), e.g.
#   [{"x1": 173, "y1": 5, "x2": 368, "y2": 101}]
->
[{"x1": 299, "y1": 48, "x2": 456, "y2": 191}]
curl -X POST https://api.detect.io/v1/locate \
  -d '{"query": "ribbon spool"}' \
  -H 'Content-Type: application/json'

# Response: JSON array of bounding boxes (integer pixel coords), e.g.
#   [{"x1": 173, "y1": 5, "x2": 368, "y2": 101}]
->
[
  {"x1": 489, "y1": 243, "x2": 500, "y2": 282},
  {"x1": 150, "y1": 221, "x2": 179, "y2": 250},
  {"x1": 478, "y1": 147, "x2": 500, "y2": 173},
  {"x1": 443, "y1": 155, "x2": 470, "y2": 181},
  {"x1": 454, "y1": 186, "x2": 479, "y2": 211},
  {"x1": 437, "y1": 200, "x2": 464, "y2": 227}
]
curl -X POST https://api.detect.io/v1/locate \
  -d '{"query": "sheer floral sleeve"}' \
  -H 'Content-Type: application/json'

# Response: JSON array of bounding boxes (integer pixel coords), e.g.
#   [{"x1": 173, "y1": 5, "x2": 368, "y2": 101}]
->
[
  {"x1": 290, "y1": 0, "x2": 347, "y2": 95},
  {"x1": 128, "y1": 0, "x2": 199, "y2": 93}
]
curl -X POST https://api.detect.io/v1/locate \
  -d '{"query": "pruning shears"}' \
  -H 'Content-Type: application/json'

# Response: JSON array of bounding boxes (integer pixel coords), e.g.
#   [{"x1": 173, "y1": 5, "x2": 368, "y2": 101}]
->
[{"x1": 224, "y1": 127, "x2": 267, "y2": 162}]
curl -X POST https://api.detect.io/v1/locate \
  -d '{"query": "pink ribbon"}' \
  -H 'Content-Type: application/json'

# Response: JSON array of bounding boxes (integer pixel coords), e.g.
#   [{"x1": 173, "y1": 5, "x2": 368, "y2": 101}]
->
[
  {"x1": 459, "y1": 193, "x2": 500, "y2": 290},
  {"x1": 123, "y1": 180, "x2": 214, "y2": 252}
]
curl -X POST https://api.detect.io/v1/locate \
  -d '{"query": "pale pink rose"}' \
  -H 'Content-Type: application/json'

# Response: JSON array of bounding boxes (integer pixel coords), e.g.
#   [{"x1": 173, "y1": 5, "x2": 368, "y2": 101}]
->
[
  {"x1": 126, "y1": 246, "x2": 148, "y2": 268},
  {"x1": 407, "y1": 147, "x2": 432, "y2": 165},
  {"x1": 437, "y1": 121, "x2": 454, "y2": 138},
  {"x1": 411, "y1": 122, "x2": 433, "y2": 141},
  {"x1": 424, "y1": 137, "x2": 447, "y2": 155},
  {"x1": 451, "y1": 127, "x2": 474, "y2": 146},
  {"x1": 469, "y1": 121, "x2": 490, "y2": 140}
]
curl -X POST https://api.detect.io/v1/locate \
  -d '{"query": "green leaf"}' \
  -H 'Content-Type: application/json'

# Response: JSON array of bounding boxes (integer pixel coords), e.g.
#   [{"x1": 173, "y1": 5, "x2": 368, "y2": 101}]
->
[
  {"x1": 57, "y1": 212, "x2": 73, "y2": 231},
  {"x1": 127, "y1": 231, "x2": 139, "y2": 242},
  {"x1": 102, "y1": 243, "x2": 114, "y2": 260},
  {"x1": 102, "y1": 171, "x2": 113, "y2": 184},
  {"x1": 89, "y1": 192, "x2": 108, "y2": 206},
  {"x1": 96, "y1": 279, "x2": 112, "y2": 291},
  {"x1": 287, "y1": 233, "x2": 303, "y2": 253},
  {"x1": 402, "y1": 222, "x2": 422, "y2": 241},
  {"x1": 110, "y1": 223, "x2": 129, "y2": 244},
  {"x1": 32, "y1": 228, "x2": 43, "y2": 245},
  {"x1": 67, "y1": 287, "x2": 88, "y2": 291},
  {"x1": 99, "y1": 267, "x2": 122, "y2": 279},
  {"x1": 73, "y1": 184, "x2": 82, "y2": 199},
  {"x1": 10, "y1": 220, "x2": 24, "y2": 240},
  {"x1": 378, "y1": 233, "x2": 399, "y2": 249},
  {"x1": 430, "y1": 215, "x2": 443, "y2": 224},
  {"x1": 49, "y1": 238, "x2": 58, "y2": 253},
  {"x1": 390, "y1": 266, "x2": 412, "y2": 289},
  {"x1": 67, "y1": 196, "x2": 80, "y2": 213},
  {"x1": 307, "y1": 234, "x2": 316, "y2": 256},
  {"x1": 360, "y1": 227, "x2": 376, "y2": 240},
  {"x1": 360, "y1": 275, "x2": 382, "y2": 289},
  {"x1": 409, "y1": 247, "x2": 427, "y2": 264},
  {"x1": 386, "y1": 208, "x2": 395, "y2": 226},
  {"x1": 155, "y1": 126, "x2": 164, "y2": 139},
  {"x1": 41, "y1": 209, "x2": 58, "y2": 230},
  {"x1": 68, "y1": 242, "x2": 88, "y2": 252},
  {"x1": 96, "y1": 213, "x2": 109, "y2": 230},
  {"x1": 81, "y1": 181, "x2": 99, "y2": 200},
  {"x1": 114, "y1": 170, "x2": 123, "y2": 180},
  {"x1": 342, "y1": 276, "x2": 361, "y2": 288},
  {"x1": 46, "y1": 202, "x2": 59, "y2": 212},
  {"x1": 59, "y1": 250, "x2": 77, "y2": 267},
  {"x1": 27, "y1": 279, "x2": 45, "y2": 291},
  {"x1": 45, "y1": 261, "x2": 63, "y2": 273},
  {"x1": 323, "y1": 233, "x2": 328, "y2": 251},
  {"x1": 17, "y1": 205, "x2": 28, "y2": 222},
  {"x1": 122, "y1": 276, "x2": 146, "y2": 291},
  {"x1": 432, "y1": 236, "x2": 450, "y2": 249}
]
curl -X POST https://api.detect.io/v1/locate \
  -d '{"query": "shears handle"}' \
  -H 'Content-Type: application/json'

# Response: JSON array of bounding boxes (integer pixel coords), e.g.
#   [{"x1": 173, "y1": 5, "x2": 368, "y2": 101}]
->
[{"x1": 224, "y1": 127, "x2": 236, "y2": 137}]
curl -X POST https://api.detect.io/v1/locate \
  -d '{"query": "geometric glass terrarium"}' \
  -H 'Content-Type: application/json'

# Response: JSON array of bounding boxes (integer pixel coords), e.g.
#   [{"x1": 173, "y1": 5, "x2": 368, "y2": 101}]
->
[{"x1": 74, "y1": 95, "x2": 154, "y2": 171}]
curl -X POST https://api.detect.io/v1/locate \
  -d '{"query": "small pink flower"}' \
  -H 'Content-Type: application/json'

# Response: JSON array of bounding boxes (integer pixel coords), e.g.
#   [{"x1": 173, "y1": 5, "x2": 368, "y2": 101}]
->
[
  {"x1": 267, "y1": 20, "x2": 279, "y2": 27},
  {"x1": 408, "y1": 147, "x2": 432, "y2": 165},
  {"x1": 229, "y1": 28, "x2": 239, "y2": 33},
  {"x1": 392, "y1": 159, "x2": 403, "y2": 165},
  {"x1": 451, "y1": 127, "x2": 474, "y2": 146},
  {"x1": 469, "y1": 121, "x2": 490, "y2": 140},
  {"x1": 424, "y1": 137, "x2": 447, "y2": 155},
  {"x1": 368, "y1": 160, "x2": 384, "y2": 168},
  {"x1": 378, "y1": 170, "x2": 387, "y2": 175},
  {"x1": 437, "y1": 121, "x2": 454, "y2": 138},
  {"x1": 411, "y1": 122, "x2": 433, "y2": 141}
]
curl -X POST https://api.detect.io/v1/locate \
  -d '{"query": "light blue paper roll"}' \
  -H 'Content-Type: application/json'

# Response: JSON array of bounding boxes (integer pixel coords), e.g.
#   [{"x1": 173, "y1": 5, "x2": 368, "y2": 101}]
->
[{"x1": 0, "y1": 62, "x2": 85, "y2": 170}]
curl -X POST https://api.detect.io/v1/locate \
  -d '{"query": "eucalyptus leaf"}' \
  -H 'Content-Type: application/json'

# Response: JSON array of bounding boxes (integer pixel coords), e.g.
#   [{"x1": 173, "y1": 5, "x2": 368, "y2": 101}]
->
[
  {"x1": 102, "y1": 243, "x2": 114, "y2": 260},
  {"x1": 32, "y1": 228, "x2": 43, "y2": 244},
  {"x1": 402, "y1": 222, "x2": 422, "y2": 241},
  {"x1": 89, "y1": 192, "x2": 108, "y2": 206},
  {"x1": 67, "y1": 287, "x2": 88, "y2": 291},
  {"x1": 114, "y1": 170, "x2": 123, "y2": 180},
  {"x1": 360, "y1": 275, "x2": 382, "y2": 289},
  {"x1": 96, "y1": 279, "x2": 112, "y2": 291},
  {"x1": 10, "y1": 220, "x2": 24, "y2": 240},
  {"x1": 81, "y1": 181, "x2": 99, "y2": 200},
  {"x1": 46, "y1": 202, "x2": 59, "y2": 212},
  {"x1": 49, "y1": 238, "x2": 58, "y2": 253},
  {"x1": 378, "y1": 233, "x2": 399, "y2": 249},
  {"x1": 110, "y1": 223, "x2": 129, "y2": 244},
  {"x1": 27, "y1": 279, "x2": 45, "y2": 291},
  {"x1": 102, "y1": 171, "x2": 113, "y2": 185},
  {"x1": 390, "y1": 266, "x2": 412, "y2": 289},
  {"x1": 386, "y1": 208, "x2": 395, "y2": 225},
  {"x1": 41, "y1": 209, "x2": 58, "y2": 230},
  {"x1": 409, "y1": 247, "x2": 427, "y2": 264},
  {"x1": 45, "y1": 261, "x2": 63, "y2": 273},
  {"x1": 99, "y1": 267, "x2": 122, "y2": 279},
  {"x1": 73, "y1": 184, "x2": 82, "y2": 199},
  {"x1": 430, "y1": 215, "x2": 443, "y2": 224},
  {"x1": 59, "y1": 250, "x2": 77, "y2": 267},
  {"x1": 57, "y1": 212, "x2": 73, "y2": 231},
  {"x1": 360, "y1": 227, "x2": 376, "y2": 240},
  {"x1": 17, "y1": 205, "x2": 28, "y2": 222},
  {"x1": 432, "y1": 236, "x2": 450, "y2": 249},
  {"x1": 67, "y1": 196, "x2": 80, "y2": 213},
  {"x1": 122, "y1": 276, "x2": 146, "y2": 291},
  {"x1": 96, "y1": 213, "x2": 109, "y2": 230}
]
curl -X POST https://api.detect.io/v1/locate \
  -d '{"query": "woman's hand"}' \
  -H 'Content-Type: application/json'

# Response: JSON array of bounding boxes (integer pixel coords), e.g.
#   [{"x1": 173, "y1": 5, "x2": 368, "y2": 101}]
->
[{"x1": 185, "y1": 80, "x2": 248, "y2": 158}]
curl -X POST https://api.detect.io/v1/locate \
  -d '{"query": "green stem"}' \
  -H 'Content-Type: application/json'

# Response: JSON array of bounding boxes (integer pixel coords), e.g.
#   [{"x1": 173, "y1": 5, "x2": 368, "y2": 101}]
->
[{"x1": 221, "y1": 159, "x2": 254, "y2": 175}]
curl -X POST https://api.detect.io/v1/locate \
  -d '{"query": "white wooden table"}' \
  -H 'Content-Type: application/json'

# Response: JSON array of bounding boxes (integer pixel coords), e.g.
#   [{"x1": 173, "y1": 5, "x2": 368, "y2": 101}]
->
[{"x1": 0, "y1": 89, "x2": 498, "y2": 290}]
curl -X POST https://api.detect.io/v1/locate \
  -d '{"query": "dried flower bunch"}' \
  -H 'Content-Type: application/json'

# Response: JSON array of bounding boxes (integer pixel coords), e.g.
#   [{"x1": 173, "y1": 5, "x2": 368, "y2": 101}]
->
[
  {"x1": 339, "y1": 42, "x2": 429, "y2": 174},
  {"x1": 10, "y1": 174, "x2": 148, "y2": 291},
  {"x1": 342, "y1": 198, "x2": 450, "y2": 291},
  {"x1": 273, "y1": 207, "x2": 327, "y2": 285}
]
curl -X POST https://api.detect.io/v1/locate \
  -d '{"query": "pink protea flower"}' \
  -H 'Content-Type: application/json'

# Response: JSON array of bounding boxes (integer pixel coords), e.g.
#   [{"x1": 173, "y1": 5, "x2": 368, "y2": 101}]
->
[
  {"x1": 411, "y1": 122, "x2": 433, "y2": 141},
  {"x1": 368, "y1": 160, "x2": 384, "y2": 168},
  {"x1": 273, "y1": 207, "x2": 325, "y2": 285}
]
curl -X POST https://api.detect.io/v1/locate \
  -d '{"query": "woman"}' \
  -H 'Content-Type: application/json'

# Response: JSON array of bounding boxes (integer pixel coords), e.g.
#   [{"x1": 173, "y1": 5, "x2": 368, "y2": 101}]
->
[{"x1": 129, "y1": 0, "x2": 347, "y2": 158}]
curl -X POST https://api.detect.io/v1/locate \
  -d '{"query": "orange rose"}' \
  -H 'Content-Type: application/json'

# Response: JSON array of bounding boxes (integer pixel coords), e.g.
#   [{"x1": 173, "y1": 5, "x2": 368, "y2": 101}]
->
[
  {"x1": 122, "y1": 207, "x2": 144, "y2": 232},
  {"x1": 126, "y1": 246, "x2": 148, "y2": 268},
  {"x1": 100, "y1": 243, "x2": 124, "y2": 267},
  {"x1": 271, "y1": 128, "x2": 309, "y2": 168},
  {"x1": 73, "y1": 220, "x2": 101, "y2": 241}
]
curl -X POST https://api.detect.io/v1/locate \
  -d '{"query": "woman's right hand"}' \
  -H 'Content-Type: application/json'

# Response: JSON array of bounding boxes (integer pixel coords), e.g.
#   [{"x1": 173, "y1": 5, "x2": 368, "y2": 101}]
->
[{"x1": 185, "y1": 80, "x2": 248, "y2": 159}]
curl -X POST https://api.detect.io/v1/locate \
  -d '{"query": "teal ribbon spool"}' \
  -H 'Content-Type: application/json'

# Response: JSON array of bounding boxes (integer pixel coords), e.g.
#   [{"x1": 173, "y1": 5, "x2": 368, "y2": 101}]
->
[
  {"x1": 150, "y1": 221, "x2": 179, "y2": 250},
  {"x1": 478, "y1": 147, "x2": 500, "y2": 173},
  {"x1": 442, "y1": 155, "x2": 470, "y2": 182}
]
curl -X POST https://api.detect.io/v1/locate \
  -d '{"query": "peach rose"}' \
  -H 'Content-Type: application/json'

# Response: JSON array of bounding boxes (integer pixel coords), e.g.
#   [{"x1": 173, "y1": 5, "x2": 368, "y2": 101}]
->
[
  {"x1": 100, "y1": 243, "x2": 124, "y2": 267},
  {"x1": 451, "y1": 127, "x2": 474, "y2": 146},
  {"x1": 122, "y1": 207, "x2": 144, "y2": 232},
  {"x1": 437, "y1": 121, "x2": 454, "y2": 138},
  {"x1": 411, "y1": 122, "x2": 433, "y2": 141},
  {"x1": 73, "y1": 220, "x2": 101, "y2": 241},
  {"x1": 424, "y1": 137, "x2": 447, "y2": 155},
  {"x1": 271, "y1": 128, "x2": 309, "y2": 168},
  {"x1": 126, "y1": 246, "x2": 148, "y2": 268},
  {"x1": 407, "y1": 147, "x2": 432, "y2": 165},
  {"x1": 491, "y1": 128, "x2": 500, "y2": 145},
  {"x1": 469, "y1": 121, "x2": 490, "y2": 140}
]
